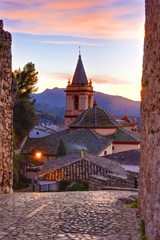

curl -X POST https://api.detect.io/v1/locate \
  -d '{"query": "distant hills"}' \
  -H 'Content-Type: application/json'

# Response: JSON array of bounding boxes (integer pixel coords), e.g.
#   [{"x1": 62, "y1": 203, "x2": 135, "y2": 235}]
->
[{"x1": 33, "y1": 87, "x2": 140, "y2": 124}]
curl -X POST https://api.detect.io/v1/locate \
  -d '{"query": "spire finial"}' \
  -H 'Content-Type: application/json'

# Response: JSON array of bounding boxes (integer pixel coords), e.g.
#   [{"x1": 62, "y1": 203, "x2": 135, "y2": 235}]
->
[{"x1": 79, "y1": 46, "x2": 81, "y2": 56}]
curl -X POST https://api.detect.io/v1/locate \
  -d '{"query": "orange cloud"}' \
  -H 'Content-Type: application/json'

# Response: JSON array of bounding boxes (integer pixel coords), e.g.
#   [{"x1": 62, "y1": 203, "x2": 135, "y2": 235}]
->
[
  {"x1": 41, "y1": 71, "x2": 71, "y2": 80},
  {"x1": 1, "y1": 0, "x2": 144, "y2": 39},
  {"x1": 37, "y1": 70, "x2": 141, "y2": 100},
  {"x1": 45, "y1": 0, "x2": 106, "y2": 10},
  {"x1": 91, "y1": 75, "x2": 130, "y2": 85},
  {"x1": 38, "y1": 70, "x2": 131, "y2": 89}
]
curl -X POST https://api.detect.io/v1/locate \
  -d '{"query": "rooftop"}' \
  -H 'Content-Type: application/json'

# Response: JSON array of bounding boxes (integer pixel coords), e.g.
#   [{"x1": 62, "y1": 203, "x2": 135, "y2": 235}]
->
[
  {"x1": 105, "y1": 129, "x2": 140, "y2": 143},
  {"x1": 40, "y1": 153, "x2": 127, "y2": 178},
  {"x1": 22, "y1": 128, "x2": 111, "y2": 156},
  {"x1": 70, "y1": 104, "x2": 122, "y2": 129},
  {"x1": 105, "y1": 149, "x2": 140, "y2": 166}
]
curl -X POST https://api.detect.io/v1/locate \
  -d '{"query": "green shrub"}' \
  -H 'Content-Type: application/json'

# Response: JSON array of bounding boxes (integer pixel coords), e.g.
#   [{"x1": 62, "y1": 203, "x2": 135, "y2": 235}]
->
[
  {"x1": 58, "y1": 180, "x2": 89, "y2": 191},
  {"x1": 66, "y1": 180, "x2": 88, "y2": 191},
  {"x1": 13, "y1": 174, "x2": 31, "y2": 190},
  {"x1": 58, "y1": 179, "x2": 71, "y2": 191},
  {"x1": 139, "y1": 221, "x2": 147, "y2": 240},
  {"x1": 129, "y1": 198, "x2": 138, "y2": 208}
]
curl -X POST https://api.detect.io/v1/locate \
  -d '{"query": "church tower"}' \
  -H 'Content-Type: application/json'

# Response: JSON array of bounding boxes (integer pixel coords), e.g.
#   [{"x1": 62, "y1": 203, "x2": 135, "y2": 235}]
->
[{"x1": 65, "y1": 52, "x2": 94, "y2": 127}]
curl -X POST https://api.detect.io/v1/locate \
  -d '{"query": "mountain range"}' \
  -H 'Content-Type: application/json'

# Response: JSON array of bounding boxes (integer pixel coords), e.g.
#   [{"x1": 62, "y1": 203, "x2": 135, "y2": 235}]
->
[{"x1": 33, "y1": 87, "x2": 140, "y2": 125}]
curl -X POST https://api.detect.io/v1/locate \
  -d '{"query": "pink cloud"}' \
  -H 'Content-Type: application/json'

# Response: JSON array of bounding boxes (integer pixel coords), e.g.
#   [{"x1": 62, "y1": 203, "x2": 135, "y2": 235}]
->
[
  {"x1": 1, "y1": 0, "x2": 144, "y2": 39},
  {"x1": 26, "y1": 39, "x2": 101, "y2": 46},
  {"x1": 40, "y1": 70, "x2": 129, "y2": 85},
  {"x1": 37, "y1": 70, "x2": 140, "y2": 100},
  {"x1": 41, "y1": 71, "x2": 71, "y2": 80},
  {"x1": 45, "y1": 0, "x2": 106, "y2": 10},
  {"x1": 90, "y1": 74, "x2": 131, "y2": 85}
]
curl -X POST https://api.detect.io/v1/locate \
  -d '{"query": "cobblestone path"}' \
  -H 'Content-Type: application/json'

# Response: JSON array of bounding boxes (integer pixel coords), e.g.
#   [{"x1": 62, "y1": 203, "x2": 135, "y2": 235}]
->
[{"x1": 0, "y1": 191, "x2": 140, "y2": 240}]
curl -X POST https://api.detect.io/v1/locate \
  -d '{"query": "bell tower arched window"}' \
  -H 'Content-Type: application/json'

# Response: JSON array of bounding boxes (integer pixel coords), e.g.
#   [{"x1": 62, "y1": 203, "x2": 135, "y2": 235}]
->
[
  {"x1": 74, "y1": 95, "x2": 79, "y2": 110},
  {"x1": 88, "y1": 95, "x2": 92, "y2": 108}
]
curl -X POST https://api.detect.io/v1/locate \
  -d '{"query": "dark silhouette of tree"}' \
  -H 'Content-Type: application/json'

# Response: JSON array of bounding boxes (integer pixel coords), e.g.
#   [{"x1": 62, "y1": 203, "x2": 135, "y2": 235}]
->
[
  {"x1": 13, "y1": 62, "x2": 38, "y2": 99},
  {"x1": 13, "y1": 62, "x2": 38, "y2": 141},
  {"x1": 57, "y1": 139, "x2": 67, "y2": 156}
]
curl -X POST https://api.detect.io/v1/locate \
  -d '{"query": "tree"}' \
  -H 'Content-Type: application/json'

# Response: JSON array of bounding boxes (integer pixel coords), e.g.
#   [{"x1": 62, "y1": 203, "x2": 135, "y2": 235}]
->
[
  {"x1": 13, "y1": 99, "x2": 37, "y2": 139},
  {"x1": 13, "y1": 62, "x2": 38, "y2": 141},
  {"x1": 13, "y1": 62, "x2": 38, "y2": 99},
  {"x1": 57, "y1": 139, "x2": 67, "y2": 156}
]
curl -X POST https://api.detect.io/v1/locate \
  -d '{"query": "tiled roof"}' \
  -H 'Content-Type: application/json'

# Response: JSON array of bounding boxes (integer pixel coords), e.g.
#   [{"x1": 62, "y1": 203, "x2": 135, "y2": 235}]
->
[
  {"x1": 72, "y1": 54, "x2": 88, "y2": 85},
  {"x1": 116, "y1": 119, "x2": 135, "y2": 127},
  {"x1": 121, "y1": 115, "x2": 134, "y2": 123},
  {"x1": 106, "y1": 129, "x2": 140, "y2": 143},
  {"x1": 62, "y1": 129, "x2": 111, "y2": 155},
  {"x1": 22, "y1": 128, "x2": 111, "y2": 156},
  {"x1": 105, "y1": 149, "x2": 140, "y2": 166},
  {"x1": 22, "y1": 129, "x2": 69, "y2": 155},
  {"x1": 40, "y1": 153, "x2": 127, "y2": 178},
  {"x1": 70, "y1": 105, "x2": 122, "y2": 128}
]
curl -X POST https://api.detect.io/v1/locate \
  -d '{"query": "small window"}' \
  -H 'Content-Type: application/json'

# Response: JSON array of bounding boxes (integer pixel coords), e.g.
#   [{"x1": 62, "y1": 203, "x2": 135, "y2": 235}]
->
[
  {"x1": 88, "y1": 95, "x2": 91, "y2": 107},
  {"x1": 112, "y1": 146, "x2": 114, "y2": 150},
  {"x1": 104, "y1": 151, "x2": 107, "y2": 156},
  {"x1": 74, "y1": 95, "x2": 79, "y2": 110},
  {"x1": 36, "y1": 132, "x2": 39, "y2": 135}
]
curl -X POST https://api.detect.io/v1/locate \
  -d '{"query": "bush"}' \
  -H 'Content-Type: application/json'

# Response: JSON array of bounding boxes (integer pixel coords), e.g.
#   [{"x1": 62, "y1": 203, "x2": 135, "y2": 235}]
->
[
  {"x1": 138, "y1": 221, "x2": 147, "y2": 240},
  {"x1": 13, "y1": 174, "x2": 31, "y2": 190},
  {"x1": 129, "y1": 198, "x2": 138, "y2": 208},
  {"x1": 58, "y1": 180, "x2": 89, "y2": 191},
  {"x1": 66, "y1": 180, "x2": 89, "y2": 191},
  {"x1": 58, "y1": 179, "x2": 71, "y2": 191}
]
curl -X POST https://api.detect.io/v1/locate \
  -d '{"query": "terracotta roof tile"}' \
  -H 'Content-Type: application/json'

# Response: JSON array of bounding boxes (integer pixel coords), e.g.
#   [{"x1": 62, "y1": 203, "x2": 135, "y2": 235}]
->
[
  {"x1": 40, "y1": 153, "x2": 127, "y2": 178},
  {"x1": 70, "y1": 105, "x2": 122, "y2": 128},
  {"x1": 22, "y1": 128, "x2": 111, "y2": 156},
  {"x1": 105, "y1": 149, "x2": 140, "y2": 166},
  {"x1": 106, "y1": 129, "x2": 140, "y2": 143}
]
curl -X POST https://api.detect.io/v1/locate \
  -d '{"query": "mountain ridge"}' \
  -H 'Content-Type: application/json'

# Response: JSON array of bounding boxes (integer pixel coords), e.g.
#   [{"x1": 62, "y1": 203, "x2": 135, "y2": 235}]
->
[{"x1": 33, "y1": 87, "x2": 140, "y2": 120}]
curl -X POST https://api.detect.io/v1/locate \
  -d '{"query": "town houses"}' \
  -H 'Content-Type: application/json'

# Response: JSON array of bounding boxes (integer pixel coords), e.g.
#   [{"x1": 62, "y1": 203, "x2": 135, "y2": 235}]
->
[{"x1": 22, "y1": 52, "x2": 140, "y2": 190}]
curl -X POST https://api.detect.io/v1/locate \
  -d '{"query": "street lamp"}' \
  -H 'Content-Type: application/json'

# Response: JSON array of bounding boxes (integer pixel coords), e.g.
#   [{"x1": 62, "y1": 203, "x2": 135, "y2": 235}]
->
[
  {"x1": 33, "y1": 151, "x2": 42, "y2": 192},
  {"x1": 35, "y1": 151, "x2": 42, "y2": 160},
  {"x1": 34, "y1": 151, "x2": 42, "y2": 171}
]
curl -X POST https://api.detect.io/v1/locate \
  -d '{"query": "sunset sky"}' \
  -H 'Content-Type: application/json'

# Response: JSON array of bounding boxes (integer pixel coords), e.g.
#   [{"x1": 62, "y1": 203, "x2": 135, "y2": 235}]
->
[{"x1": 1, "y1": 0, "x2": 144, "y2": 100}]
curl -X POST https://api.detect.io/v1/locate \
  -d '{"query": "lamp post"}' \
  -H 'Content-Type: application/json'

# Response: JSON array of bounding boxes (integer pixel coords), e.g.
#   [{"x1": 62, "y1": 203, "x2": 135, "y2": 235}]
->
[
  {"x1": 33, "y1": 151, "x2": 42, "y2": 192},
  {"x1": 35, "y1": 151, "x2": 42, "y2": 170}
]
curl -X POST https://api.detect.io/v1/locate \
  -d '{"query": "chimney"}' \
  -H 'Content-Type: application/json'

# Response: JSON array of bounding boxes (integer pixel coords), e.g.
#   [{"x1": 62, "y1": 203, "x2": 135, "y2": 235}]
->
[{"x1": 81, "y1": 149, "x2": 87, "y2": 158}]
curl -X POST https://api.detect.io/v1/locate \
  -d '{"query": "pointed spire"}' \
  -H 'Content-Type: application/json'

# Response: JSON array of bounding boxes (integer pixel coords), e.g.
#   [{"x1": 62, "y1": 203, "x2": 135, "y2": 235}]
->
[
  {"x1": 79, "y1": 46, "x2": 81, "y2": 56},
  {"x1": 71, "y1": 50, "x2": 88, "y2": 85}
]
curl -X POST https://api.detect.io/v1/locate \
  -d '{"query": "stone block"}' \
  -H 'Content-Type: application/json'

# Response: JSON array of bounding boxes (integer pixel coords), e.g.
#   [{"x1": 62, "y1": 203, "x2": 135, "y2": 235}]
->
[
  {"x1": 0, "y1": 20, "x2": 3, "y2": 30},
  {"x1": 0, "y1": 20, "x2": 13, "y2": 194}
]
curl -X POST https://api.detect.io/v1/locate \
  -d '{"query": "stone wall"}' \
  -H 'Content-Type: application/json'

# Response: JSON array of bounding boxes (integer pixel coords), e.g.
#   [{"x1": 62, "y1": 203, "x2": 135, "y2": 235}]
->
[
  {"x1": 0, "y1": 20, "x2": 13, "y2": 193},
  {"x1": 140, "y1": 1, "x2": 160, "y2": 239},
  {"x1": 89, "y1": 173, "x2": 138, "y2": 191}
]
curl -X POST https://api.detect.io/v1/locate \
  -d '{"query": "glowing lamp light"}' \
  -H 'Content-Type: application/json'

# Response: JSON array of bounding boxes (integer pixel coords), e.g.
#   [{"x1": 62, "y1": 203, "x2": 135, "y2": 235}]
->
[{"x1": 35, "y1": 151, "x2": 42, "y2": 159}]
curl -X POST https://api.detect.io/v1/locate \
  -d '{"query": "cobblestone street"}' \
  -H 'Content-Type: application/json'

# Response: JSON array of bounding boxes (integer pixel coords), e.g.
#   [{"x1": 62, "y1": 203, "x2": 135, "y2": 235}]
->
[{"x1": 0, "y1": 191, "x2": 140, "y2": 240}]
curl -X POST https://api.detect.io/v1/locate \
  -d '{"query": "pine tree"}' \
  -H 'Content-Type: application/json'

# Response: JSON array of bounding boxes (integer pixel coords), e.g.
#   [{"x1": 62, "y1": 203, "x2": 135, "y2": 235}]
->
[
  {"x1": 13, "y1": 62, "x2": 38, "y2": 99},
  {"x1": 13, "y1": 62, "x2": 38, "y2": 141},
  {"x1": 57, "y1": 139, "x2": 67, "y2": 156}
]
